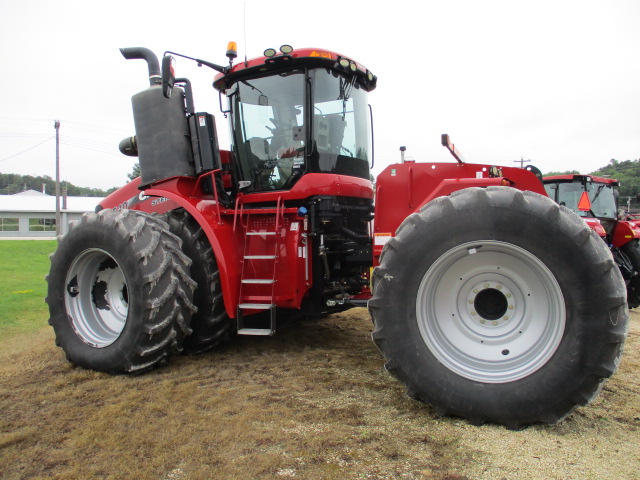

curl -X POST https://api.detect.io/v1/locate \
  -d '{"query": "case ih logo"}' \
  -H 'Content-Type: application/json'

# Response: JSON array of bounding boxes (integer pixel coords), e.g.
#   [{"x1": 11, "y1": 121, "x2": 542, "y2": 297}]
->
[{"x1": 112, "y1": 192, "x2": 168, "y2": 211}]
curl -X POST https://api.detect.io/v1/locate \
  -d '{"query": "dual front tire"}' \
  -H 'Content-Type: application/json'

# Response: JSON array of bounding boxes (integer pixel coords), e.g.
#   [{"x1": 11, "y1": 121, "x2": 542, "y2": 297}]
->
[{"x1": 47, "y1": 210, "x2": 197, "y2": 373}]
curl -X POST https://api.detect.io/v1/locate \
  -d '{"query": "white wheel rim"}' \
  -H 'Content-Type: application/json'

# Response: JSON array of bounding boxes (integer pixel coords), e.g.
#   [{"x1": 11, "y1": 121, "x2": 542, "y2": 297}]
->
[
  {"x1": 65, "y1": 248, "x2": 128, "y2": 348},
  {"x1": 416, "y1": 240, "x2": 566, "y2": 383}
]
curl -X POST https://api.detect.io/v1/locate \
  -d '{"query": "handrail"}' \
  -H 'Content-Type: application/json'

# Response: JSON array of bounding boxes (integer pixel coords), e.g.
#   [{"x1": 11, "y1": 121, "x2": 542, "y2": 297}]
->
[
  {"x1": 233, "y1": 195, "x2": 244, "y2": 232},
  {"x1": 191, "y1": 169, "x2": 223, "y2": 224}
]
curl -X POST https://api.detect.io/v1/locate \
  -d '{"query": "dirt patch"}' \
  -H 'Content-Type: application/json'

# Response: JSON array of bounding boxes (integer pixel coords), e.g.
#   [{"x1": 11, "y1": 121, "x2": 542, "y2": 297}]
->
[{"x1": 1, "y1": 309, "x2": 638, "y2": 479}]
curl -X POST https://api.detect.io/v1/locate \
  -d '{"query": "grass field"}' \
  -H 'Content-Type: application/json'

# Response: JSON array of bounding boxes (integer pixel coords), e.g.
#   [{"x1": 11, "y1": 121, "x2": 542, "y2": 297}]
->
[
  {"x1": 1, "y1": 241, "x2": 639, "y2": 479},
  {"x1": 0, "y1": 240, "x2": 56, "y2": 340}
]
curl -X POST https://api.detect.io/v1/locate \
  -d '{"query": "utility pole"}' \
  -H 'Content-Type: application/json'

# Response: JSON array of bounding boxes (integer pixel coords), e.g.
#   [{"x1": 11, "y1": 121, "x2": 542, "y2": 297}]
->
[
  {"x1": 514, "y1": 157, "x2": 531, "y2": 169},
  {"x1": 55, "y1": 120, "x2": 61, "y2": 236}
]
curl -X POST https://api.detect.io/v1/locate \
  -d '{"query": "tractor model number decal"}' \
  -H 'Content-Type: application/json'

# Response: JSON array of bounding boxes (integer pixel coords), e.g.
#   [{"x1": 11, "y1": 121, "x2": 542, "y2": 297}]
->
[{"x1": 151, "y1": 197, "x2": 169, "y2": 206}]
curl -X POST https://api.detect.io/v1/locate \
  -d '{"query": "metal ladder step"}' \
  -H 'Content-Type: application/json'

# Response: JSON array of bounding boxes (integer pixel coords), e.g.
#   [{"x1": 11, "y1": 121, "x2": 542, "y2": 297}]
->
[
  {"x1": 246, "y1": 231, "x2": 276, "y2": 236},
  {"x1": 241, "y1": 279, "x2": 275, "y2": 284},
  {"x1": 238, "y1": 303, "x2": 273, "y2": 310},
  {"x1": 237, "y1": 328, "x2": 275, "y2": 336},
  {"x1": 244, "y1": 255, "x2": 276, "y2": 260}
]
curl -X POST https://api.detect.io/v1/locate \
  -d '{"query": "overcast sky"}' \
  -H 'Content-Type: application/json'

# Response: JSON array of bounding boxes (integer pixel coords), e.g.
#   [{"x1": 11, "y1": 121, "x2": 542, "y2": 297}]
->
[{"x1": 1, "y1": 0, "x2": 638, "y2": 190}]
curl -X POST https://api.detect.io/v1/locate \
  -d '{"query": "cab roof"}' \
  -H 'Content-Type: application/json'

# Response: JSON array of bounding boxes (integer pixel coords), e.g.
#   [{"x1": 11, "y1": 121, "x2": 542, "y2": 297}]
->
[
  {"x1": 213, "y1": 46, "x2": 377, "y2": 92},
  {"x1": 543, "y1": 174, "x2": 618, "y2": 186}
]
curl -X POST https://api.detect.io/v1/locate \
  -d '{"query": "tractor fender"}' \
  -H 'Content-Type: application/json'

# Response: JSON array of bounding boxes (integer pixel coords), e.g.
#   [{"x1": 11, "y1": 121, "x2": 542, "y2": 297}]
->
[
  {"x1": 612, "y1": 220, "x2": 640, "y2": 248},
  {"x1": 584, "y1": 218, "x2": 607, "y2": 238},
  {"x1": 144, "y1": 181, "x2": 240, "y2": 319},
  {"x1": 415, "y1": 177, "x2": 506, "y2": 211}
]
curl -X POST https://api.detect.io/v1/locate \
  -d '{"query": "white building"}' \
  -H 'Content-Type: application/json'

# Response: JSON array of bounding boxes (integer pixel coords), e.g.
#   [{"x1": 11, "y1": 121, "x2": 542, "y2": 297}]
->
[{"x1": 0, "y1": 190, "x2": 104, "y2": 237}]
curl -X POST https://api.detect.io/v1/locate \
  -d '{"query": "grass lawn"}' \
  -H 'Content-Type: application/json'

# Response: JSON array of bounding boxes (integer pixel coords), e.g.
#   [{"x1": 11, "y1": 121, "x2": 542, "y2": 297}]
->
[{"x1": 0, "y1": 240, "x2": 57, "y2": 340}]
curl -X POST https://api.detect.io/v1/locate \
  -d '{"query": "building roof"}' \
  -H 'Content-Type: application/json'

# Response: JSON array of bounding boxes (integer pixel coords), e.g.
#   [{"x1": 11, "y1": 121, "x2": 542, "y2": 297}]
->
[
  {"x1": 0, "y1": 191, "x2": 103, "y2": 213},
  {"x1": 13, "y1": 189, "x2": 49, "y2": 197}
]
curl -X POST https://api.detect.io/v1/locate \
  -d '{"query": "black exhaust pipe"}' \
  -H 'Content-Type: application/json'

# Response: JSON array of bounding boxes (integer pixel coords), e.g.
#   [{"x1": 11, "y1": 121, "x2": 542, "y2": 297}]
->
[
  {"x1": 120, "y1": 46, "x2": 194, "y2": 187},
  {"x1": 120, "y1": 47, "x2": 161, "y2": 86}
]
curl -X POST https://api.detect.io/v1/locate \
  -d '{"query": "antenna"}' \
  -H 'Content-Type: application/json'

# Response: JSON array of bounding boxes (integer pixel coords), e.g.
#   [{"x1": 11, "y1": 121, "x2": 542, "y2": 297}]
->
[{"x1": 243, "y1": 2, "x2": 248, "y2": 66}]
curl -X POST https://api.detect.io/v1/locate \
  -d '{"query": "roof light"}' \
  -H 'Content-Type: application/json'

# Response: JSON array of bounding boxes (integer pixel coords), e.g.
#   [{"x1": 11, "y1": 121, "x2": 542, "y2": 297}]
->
[
  {"x1": 349, "y1": 61, "x2": 357, "y2": 72},
  {"x1": 226, "y1": 41, "x2": 238, "y2": 60},
  {"x1": 280, "y1": 44, "x2": 293, "y2": 54},
  {"x1": 578, "y1": 191, "x2": 592, "y2": 211},
  {"x1": 339, "y1": 58, "x2": 350, "y2": 68},
  {"x1": 310, "y1": 50, "x2": 333, "y2": 58},
  {"x1": 264, "y1": 48, "x2": 277, "y2": 57}
]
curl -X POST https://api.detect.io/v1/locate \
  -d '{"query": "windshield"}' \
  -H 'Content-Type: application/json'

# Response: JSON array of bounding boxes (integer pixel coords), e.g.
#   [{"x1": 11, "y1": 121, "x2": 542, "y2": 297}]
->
[
  {"x1": 308, "y1": 69, "x2": 371, "y2": 180},
  {"x1": 553, "y1": 181, "x2": 617, "y2": 218},
  {"x1": 227, "y1": 68, "x2": 371, "y2": 192}
]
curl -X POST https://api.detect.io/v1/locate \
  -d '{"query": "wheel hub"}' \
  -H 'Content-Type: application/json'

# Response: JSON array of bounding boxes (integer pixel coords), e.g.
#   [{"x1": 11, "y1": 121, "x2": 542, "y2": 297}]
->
[
  {"x1": 65, "y1": 249, "x2": 129, "y2": 348},
  {"x1": 468, "y1": 282, "x2": 513, "y2": 325},
  {"x1": 416, "y1": 240, "x2": 566, "y2": 383}
]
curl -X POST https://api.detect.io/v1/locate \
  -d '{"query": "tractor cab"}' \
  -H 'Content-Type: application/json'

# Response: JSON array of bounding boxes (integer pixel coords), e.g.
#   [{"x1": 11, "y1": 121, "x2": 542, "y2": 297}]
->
[
  {"x1": 212, "y1": 46, "x2": 376, "y2": 194},
  {"x1": 543, "y1": 174, "x2": 618, "y2": 220},
  {"x1": 543, "y1": 174, "x2": 619, "y2": 241}
]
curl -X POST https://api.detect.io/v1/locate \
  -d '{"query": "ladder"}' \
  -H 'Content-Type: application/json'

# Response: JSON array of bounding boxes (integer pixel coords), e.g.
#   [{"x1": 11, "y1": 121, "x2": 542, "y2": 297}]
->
[{"x1": 236, "y1": 198, "x2": 284, "y2": 336}]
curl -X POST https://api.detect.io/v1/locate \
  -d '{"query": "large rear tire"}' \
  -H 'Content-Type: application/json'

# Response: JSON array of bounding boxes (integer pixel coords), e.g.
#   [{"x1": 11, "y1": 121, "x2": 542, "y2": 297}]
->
[
  {"x1": 165, "y1": 209, "x2": 233, "y2": 354},
  {"x1": 369, "y1": 187, "x2": 628, "y2": 428},
  {"x1": 46, "y1": 210, "x2": 197, "y2": 373}
]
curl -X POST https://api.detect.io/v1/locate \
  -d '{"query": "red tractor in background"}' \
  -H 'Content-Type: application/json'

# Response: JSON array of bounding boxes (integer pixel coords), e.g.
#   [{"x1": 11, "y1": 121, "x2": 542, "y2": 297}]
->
[
  {"x1": 46, "y1": 44, "x2": 628, "y2": 428},
  {"x1": 543, "y1": 174, "x2": 640, "y2": 307}
]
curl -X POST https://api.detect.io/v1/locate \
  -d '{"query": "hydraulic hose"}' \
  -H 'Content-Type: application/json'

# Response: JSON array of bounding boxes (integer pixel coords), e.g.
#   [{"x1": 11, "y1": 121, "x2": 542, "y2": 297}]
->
[{"x1": 338, "y1": 225, "x2": 371, "y2": 245}]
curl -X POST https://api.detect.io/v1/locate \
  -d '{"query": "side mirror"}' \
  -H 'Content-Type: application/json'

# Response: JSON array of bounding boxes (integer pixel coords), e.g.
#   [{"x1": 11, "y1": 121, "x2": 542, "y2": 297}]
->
[{"x1": 161, "y1": 55, "x2": 176, "y2": 98}]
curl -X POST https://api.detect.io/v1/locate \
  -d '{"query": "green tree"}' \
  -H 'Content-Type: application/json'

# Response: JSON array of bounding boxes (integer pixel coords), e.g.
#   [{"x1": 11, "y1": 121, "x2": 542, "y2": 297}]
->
[
  {"x1": 0, "y1": 173, "x2": 116, "y2": 197},
  {"x1": 128, "y1": 163, "x2": 141, "y2": 181},
  {"x1": 543, "y1": 170, "x2": 580, "y2": 176}
]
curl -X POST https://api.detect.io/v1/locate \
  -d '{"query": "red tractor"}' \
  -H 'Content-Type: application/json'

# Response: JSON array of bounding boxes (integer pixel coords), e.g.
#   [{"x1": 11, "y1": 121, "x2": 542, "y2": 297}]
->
[
  {"x1": 543, "y1": 174, "x2": 640, "y2": 307},
  {"x1": 46, "y1": 44, "x2": 628, "y2": 428}
]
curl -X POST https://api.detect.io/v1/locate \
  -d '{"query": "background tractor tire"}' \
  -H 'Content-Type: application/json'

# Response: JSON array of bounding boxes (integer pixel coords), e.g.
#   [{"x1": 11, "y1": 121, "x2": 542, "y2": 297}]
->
[
  {"x1": 165, "y1": 208, "x2": 233, "y2": 354},
  {"x1": 46, "y1": 209, "x2": 197, "y2": 373},
  {"x1": 621, "y1": 239, "x2": 640, "y2": 309},
  {"x1": 369, "y1": 187, "x2": 628, "y2": 428}
]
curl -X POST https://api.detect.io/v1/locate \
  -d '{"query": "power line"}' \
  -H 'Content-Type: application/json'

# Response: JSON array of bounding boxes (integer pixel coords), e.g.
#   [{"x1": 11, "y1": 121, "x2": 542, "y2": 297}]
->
[
  {"x1": 0, "y1": 133, "x2": 53, "y2": 138},
  {"x1": 59, "y1": 119, "x2": 131, "y2": 137},
  {"x1": 60, "y1": 141, "x2": 121, "y2": 156},
  {"x1": 0, "y1": 137, "x2": 54, "y2": 162}
]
